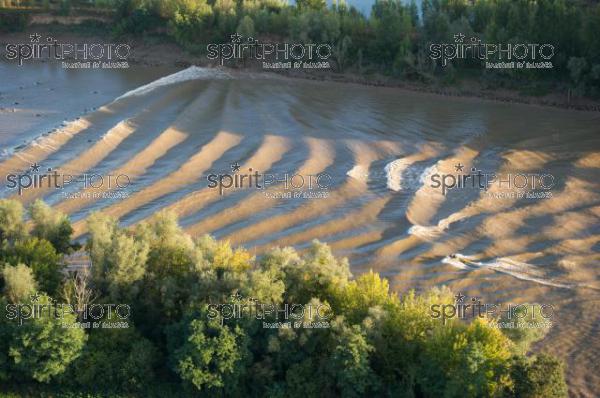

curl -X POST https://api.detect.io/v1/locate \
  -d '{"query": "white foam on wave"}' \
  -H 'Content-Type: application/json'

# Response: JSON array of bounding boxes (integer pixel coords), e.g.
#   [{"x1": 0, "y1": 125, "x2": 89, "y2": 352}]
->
[
  {"x1": 487, "y1": 258, "x2": 547, "y2": 279},
  {"x1": 2, "y1": 117, "x2": 90, "y2": 163},
  {"x1": 442, "y1": 253, "x2": 479, "y2": 270},
  {"x1": 0, "y1": 148, "x2": 13, "y2": 158},
  {"x1": 408, "y1": 224, "x2": 444, "y2": 240},
  {"x1": 346, "y1": 165, "x2": 369, "y2": 181},
  {"x1": 384, "y1": 158, "x2": 412, "y2": 191},
  {"x1": 442, "y1": 254, "x2": 576, "y2": 289},
  {"x1": 116, "y1": 66, "x2": 232, "y2": 100},
  {"x1": 409, "y1": 218, "x2": 453, "y2": 239},
  {"x1": 419, "y1": 164, "x2": 437, "y2": 185},
  {"x1": 485, "y1": 257, "x2": 588, "y2": 289},
  {"x1": 385, "y1": 156, "x2": 440, "y2": 192},
  {"x1": 31, "y1": 141, "x2": 57, "y2": 151}
]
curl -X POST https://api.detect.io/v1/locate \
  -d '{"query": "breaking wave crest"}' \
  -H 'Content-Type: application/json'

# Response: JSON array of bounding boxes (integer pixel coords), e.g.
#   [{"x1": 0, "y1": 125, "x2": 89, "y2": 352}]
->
[{"x1": 117, "y1": 66, "x2": 232, "y2": 100}]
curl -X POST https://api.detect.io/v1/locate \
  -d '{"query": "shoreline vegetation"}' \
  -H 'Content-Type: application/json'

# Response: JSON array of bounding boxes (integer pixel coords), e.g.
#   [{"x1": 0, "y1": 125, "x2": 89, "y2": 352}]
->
[
  {"x1": 1, "y1": 0, "x2": 600, "y2": 111},
  {"x1": 0, "y1": 199, "x2": 569, "y2": 397}
]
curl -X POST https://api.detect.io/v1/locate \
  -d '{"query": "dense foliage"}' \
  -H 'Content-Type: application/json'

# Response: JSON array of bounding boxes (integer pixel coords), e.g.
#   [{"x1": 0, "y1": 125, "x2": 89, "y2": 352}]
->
[
  {"x1": 9, "y1": 0, "x2": 600, "y2": 96},
  {"x1": 131, "y1": 0, "x2": 600, "y2": 96},
  {"x1": 0, "y1": 10, "x2": 29, "y2": 32},
  {"x1": 1, "y1": 0, "x2": 599, "y2": 96},
  {"x1": 0, "y1": 199, "x2": 568, "y2": 397}
]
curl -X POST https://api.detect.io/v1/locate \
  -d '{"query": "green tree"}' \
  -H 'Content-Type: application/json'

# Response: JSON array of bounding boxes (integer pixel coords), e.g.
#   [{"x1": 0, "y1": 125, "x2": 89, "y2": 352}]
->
[
  {"x1": 105, "y1": 233, "x2": 149, "y2": 298},
  {"x1": 86, "y1": 211, "x2": 119, "y2": 279},
  {"x1": 169, "y1": 0, "x2": 214, "y2": 47},
  {"x1": 87, "y1": 211, "x2": 149, "y2": 296},
  {"x1": 8, "y1": 238, "x2": 63, "y2": 296},
  {"x1": 290, "y1": 11, "x2": 341, "y2": 43},
  {"x1": 0, "y1": 297, "x2": 11, "y2": 382},
  {"x1": 168, "y1": 312, "x2": 250, "y2": 392},
  {"x1": 364, "y1": 287, "x2": 454, "y2": 395},
  {"x1": 1, "y1": 263, "x2": 36, "y2": 303},
  {"x1": 370, "y1": 0, "x2": 414, "y2": 71},
  {"x1": 497, "y1": 304, "x2": 550, "y2": 356},
  {"x1": 296, "y1": 0, "x2": 326, "y2": 11},
  {"x1": 512, "y1": 354, "x2": 568, "y2": 398},
  {"x1": 336, "y1": 269, "x2": 392, "y2": 323},
  {"x1": 0, "y1": 199, "x2": 25, "y2": 243},
  {"x1": 237, "y1": 15, "x2": 256, "y2": 38},
  {"x1": 0, "y1": 202, "x2": 570, "y2": 397},
  {"x1": 29, "y1": 200, "x2": 75, "y2": 254},
  {"x1": 69, "y1": 326, "x2": 159, "y2": 392},
  {"x1": 330, "y1": 322, "x2": 379, "y2": 397},
  {"x1": 282, "y1": 240, "x2": 351, "y2": 304},
  {"x1": 8, "y1": 294, "x2": 86, "y2": 382},
  {"x1": 421, "y1": 319, "x2": 514, "y2": 398}
]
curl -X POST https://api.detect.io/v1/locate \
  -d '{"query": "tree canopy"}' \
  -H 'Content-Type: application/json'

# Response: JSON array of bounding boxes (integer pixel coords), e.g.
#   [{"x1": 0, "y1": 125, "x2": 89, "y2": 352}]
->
[{"x1": 0, "y1": 199, "x2": 568, "y2": 397}]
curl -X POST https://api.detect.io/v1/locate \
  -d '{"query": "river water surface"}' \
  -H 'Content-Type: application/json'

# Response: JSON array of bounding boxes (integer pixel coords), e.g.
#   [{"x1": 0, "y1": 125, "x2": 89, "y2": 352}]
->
[{"x1": 1, "y1": 64, "x2": 599, "y2": 396}]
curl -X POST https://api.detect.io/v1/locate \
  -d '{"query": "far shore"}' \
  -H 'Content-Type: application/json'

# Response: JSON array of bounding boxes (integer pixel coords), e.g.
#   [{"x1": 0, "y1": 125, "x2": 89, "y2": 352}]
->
[{"x1": 2, "y1": 22, "x2": 600, "y2": 112}]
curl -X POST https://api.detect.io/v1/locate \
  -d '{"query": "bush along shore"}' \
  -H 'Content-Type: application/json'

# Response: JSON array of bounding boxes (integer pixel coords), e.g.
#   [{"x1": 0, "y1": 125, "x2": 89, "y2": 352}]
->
[
  {"x1": 0, "y1": 199, "x2": 568, "y2": 397},
  {"x1": 2, "y1": 0, "x2": 600, "y2": 111}
]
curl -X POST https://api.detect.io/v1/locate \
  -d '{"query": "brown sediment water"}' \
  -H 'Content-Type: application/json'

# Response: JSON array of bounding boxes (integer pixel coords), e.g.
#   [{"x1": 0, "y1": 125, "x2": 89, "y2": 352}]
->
[
  {"x1": 223, "y1": 139, "x2": 387, "y2": 246},
  {"x1": 184, "y1": 136, "x2": 336, "y2": 237},
  {"x1": 71, "y1": 129, "x2": 243, "y2": 237},
  {"x1": 154, "y1": 134, "x2": 292, "y2": 221}
]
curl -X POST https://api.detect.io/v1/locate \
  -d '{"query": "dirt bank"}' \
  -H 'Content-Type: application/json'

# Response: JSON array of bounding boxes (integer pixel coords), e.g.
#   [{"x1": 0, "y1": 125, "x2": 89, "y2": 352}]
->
[{"x1": 2, "y1": 24, "x2": 600, "y2": 112}]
